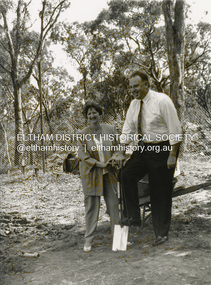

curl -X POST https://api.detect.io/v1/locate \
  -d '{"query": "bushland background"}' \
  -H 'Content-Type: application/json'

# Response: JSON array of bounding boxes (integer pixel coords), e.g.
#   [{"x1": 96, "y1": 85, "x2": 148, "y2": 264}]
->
[{"x1": 0, "y1": 0, "x2": 211, "y2": 284}]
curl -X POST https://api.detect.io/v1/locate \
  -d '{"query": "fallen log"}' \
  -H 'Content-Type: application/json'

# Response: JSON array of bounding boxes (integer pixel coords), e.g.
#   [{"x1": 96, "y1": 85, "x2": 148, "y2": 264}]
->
[{"x1": 172, "y1": 181, "x2": 211, "y2": 198}]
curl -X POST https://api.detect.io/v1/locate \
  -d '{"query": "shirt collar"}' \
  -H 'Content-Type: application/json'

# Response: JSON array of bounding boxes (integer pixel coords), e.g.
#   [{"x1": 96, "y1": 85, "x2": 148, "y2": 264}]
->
[{"x1": 142, "y1": 89, "x2": 151, "y2": 103}]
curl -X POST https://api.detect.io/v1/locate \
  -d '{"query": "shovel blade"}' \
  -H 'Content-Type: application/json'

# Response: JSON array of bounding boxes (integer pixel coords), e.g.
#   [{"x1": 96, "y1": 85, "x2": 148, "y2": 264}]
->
[{"x1": 112, "y1": 224, "x2": 129, "y2": 251}]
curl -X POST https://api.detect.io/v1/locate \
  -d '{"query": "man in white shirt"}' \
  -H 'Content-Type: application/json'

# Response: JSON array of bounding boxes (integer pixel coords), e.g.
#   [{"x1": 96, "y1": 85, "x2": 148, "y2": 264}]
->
[{"x1": 115, "y1": 70, "x2": 182, "y2": 246}]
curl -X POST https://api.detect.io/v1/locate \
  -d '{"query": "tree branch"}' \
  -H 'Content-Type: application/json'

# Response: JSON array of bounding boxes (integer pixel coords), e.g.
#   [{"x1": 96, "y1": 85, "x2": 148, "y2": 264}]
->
[
  {"x1": 1, "y1": 11, "x2": 16, "y2": 65},
  {"x1": 43, "y1": 0, "x2": 65, "y2": 41},
  {"x1": 19, "y1": 0, "x2": 66, "y2": 87},
  {"x1": 0, "y1": 62, "x2": 11, "y2": 74}
]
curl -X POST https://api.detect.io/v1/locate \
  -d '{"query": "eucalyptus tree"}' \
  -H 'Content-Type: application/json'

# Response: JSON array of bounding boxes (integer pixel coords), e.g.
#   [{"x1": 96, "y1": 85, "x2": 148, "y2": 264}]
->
[
  {"x1": 52, "y1": 0, "x2": 209, "y2": 124},
  {"x1": 22, "y1": 52, "x2": 74, "y2": 139},
  {"x1": 162, "y1": 0, "x2": 185, "y2": 120},
  {"x1": 51, "y1": 19, "x2": 122, "y2": 101},
  {"x1": 0, "y1": 76, "x2": 13, "y2": 169},
  {"x1": 93, "y1": 0, "x2": 186, "y2": 118},
  {"x1": 52, "y1": 1, "x2": 170, "y2": 115},
  {"x1": 0, "y1": 0, "x2": 69, "y2": 165},
  {"x1": 91, "y1": 0, "x2": 169, "y2": 92},
  {"x1": 51, "y1": 22, "x2": 89, "y2": 98},
  {"x1": 184, "y1": 21, "x2": 211, "y2": 120}
]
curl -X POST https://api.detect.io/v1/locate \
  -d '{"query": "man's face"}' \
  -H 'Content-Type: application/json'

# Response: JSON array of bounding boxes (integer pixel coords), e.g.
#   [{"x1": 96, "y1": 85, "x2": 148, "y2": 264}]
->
[{"x1": 129, "y1": 75, "x2": 148, "y2": 100}]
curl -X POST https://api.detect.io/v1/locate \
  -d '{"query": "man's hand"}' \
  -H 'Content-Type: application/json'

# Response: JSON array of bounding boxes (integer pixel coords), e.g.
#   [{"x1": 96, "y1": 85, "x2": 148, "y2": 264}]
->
[
  {"x1": 167, "y1": 153, "x2": 177, "y2": 169},
  {"x1": 167, "y1": 142, "x2": 180, "y2": 169},
  {"x1": 108, "y1": 152, "x2": 126, "y2": 170}
]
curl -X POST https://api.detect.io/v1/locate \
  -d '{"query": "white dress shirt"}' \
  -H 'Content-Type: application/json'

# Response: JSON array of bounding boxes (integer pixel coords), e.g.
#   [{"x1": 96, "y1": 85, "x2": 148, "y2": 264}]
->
[{"x1": 121, "y1": 89, "x2": 182, "y2": 145}]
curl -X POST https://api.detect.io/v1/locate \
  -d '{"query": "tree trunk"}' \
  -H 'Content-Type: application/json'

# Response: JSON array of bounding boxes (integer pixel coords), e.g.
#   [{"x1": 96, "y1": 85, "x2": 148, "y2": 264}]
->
[
  {"x1": 1, "y1": 0, "x2": 67, "y2": 166},
  {"x1": 1, "y1": 122, "x2": 12, "y2": 167},
  {"x1": 162, "y1": 0, "x2": 185, "y2": 121},
  {"x1": 14, "y1": 86, "x2": 25, "y2": 166},
  {"x1": 38, "y1": 61, "x2": 46, "y2": 173}
]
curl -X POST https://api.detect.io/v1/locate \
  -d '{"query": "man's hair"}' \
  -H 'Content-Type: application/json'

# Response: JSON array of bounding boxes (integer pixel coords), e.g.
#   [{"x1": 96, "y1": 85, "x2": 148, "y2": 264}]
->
[
  {"x1": 83, "y1": 100, "x2": 103, "y2": 118},
  {"x1": 129, "y1": 70, "x2": 149, "y2": 83}
]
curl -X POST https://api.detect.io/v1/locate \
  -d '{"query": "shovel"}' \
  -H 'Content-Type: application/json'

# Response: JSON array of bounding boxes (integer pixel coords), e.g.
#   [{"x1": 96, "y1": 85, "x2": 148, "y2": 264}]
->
[{"x1": 112, "y1": 179, "x2": 129, "y2": 251}]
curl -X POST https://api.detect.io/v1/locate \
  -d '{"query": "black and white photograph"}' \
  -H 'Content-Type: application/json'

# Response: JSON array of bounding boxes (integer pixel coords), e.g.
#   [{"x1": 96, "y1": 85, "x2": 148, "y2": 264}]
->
[{"x1": 0, "y1": 0, "x2": 211, "y2": 284}]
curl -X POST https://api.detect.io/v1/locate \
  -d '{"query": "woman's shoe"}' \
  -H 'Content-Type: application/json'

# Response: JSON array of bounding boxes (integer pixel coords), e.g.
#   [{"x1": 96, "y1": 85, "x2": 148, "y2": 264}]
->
[{"x1": 83, "y1": 244, "x2": 92, "y2": 252}]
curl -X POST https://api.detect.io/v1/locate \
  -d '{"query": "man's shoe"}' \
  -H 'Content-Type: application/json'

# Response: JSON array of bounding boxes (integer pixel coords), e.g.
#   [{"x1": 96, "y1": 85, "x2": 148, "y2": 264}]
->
[
  {"x1": 121, "y1": 218, "x2": 141, "y2": 227},
  {"x1": 153, "y1": 236, "x2": 168, "y2": 246},
  {"x1": 121, "y1": 218, "x2": 130, "y2": 226},
  {"x1": 131, "y1": 219, "x2": 142, "y2": 227},
  {"x1": 83, "y1": 244, "x2": 92, "y2": 252}
]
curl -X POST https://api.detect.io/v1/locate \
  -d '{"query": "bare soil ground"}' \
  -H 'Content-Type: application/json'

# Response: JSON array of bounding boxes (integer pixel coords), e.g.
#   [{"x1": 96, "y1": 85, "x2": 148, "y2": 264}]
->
[{"x1": 0, "y1": 154, "x2": 211, "y2": 285}]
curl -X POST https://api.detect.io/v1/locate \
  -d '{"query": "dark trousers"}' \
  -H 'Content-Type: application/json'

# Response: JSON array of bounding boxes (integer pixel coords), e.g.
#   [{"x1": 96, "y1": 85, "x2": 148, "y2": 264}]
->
[{"x1": 121, "y1": 141, "x2": 176, "y2": 237}]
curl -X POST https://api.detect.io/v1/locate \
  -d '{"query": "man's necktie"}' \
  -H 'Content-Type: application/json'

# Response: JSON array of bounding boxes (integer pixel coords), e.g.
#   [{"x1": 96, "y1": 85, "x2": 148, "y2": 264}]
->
[
  {"x1": 138, "y1": 100, "x2": 143, "y2": 145},
  {"x1": 138, "y1": 100, "x2": 143, "y2": 134}
]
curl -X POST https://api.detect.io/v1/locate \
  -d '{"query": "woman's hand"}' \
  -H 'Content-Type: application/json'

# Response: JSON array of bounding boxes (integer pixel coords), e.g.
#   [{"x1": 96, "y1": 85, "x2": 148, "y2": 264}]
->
[{"x1": 95, "y1": 161, "x2": 108, "y2": 168}]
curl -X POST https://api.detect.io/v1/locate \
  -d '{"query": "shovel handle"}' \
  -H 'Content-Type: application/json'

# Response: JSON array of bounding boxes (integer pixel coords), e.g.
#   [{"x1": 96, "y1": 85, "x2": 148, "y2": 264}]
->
[{"x1": 117, "y1": 181, "x2": 124, "y2": 222}]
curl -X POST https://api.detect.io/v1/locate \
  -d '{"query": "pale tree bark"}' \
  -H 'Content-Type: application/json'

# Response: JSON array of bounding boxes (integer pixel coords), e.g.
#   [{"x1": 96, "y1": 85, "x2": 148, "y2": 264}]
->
[
  {"x1": 162, "y1": 0, "x2": 185, "y2": 121},
  {"x1": 0, "y1": 122, "x2": 12, "y2": 168}
]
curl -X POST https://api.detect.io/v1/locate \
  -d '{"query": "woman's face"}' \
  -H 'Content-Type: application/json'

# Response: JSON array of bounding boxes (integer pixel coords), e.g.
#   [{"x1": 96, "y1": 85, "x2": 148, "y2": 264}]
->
[{"x1": 87, "y1": 107, "x2": 101, "y2": 126}]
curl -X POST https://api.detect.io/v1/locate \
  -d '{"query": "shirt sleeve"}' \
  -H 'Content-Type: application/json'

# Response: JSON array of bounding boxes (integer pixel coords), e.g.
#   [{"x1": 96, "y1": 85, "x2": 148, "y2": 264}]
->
[{"x1": 159, "y1": 96, "x2": 183, "y2": 145}]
